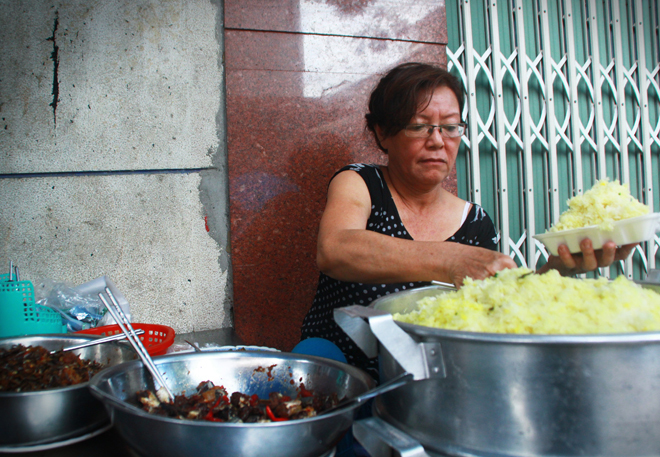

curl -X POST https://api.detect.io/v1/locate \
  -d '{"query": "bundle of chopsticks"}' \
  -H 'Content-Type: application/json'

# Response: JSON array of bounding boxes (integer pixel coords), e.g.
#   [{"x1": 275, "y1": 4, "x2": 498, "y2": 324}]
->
[
  {"x1": 98, "y1": 287, "x2": 174, "y2": 402},
  {"x1": 7, "y1": 261, "x2": 20, "y2": 282}
]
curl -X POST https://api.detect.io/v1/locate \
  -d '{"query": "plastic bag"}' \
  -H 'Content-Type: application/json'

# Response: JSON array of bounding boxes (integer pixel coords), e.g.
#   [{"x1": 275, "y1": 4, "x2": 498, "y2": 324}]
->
[{"x1": 34, "y1": 276, "x2": 131, "y2": 332}]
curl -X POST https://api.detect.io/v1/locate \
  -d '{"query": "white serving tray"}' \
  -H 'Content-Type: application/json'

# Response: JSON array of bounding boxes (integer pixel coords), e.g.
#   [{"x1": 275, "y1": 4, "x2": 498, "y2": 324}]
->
[{"x1": 533, "y1": 212, "x2": 660, "y2": 255}]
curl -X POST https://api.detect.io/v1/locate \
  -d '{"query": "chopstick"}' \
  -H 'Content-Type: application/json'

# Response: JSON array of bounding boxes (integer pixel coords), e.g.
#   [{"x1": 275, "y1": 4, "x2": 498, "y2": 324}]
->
[
  {"x1": 53, "y1": 328, "x2": 145, "y2": 354},
  {"x1": 98, "y1": 287, "x2": 174, "y2": 401},
  {"x1": 431, "y1": 280, "x2": 457, "y2": 290}
]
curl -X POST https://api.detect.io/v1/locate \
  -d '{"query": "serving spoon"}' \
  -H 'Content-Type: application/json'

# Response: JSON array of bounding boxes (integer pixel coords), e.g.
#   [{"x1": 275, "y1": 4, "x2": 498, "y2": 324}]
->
[
  {"x1": 184, "y1": 340, "x2": 203, "y2": 352},
  {"x1": 431, "y1": 280, "x2": 457, "y2": 290},
  {"x1": 317, "y1": 372, "x2": 414, "y2": 416}
]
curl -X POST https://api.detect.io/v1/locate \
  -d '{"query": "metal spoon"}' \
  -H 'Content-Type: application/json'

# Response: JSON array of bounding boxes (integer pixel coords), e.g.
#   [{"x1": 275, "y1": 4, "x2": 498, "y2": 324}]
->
[
  {"x1": 317, "y1": 372, "x2": 414, "y2": 416},
  {"x1": 52, "y1": 328, "x2": 145, "y2": 354},
  {"x1": 431, "y1": 280, "x2": 457, "y2": 290},
  {"x1": 184, "y1": 340, "x2": 202, "y2": 352}
]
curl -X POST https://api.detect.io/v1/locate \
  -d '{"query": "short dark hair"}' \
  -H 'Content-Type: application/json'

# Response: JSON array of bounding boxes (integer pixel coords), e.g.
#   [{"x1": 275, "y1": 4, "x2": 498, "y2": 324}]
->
[{"x1": 365, "y1": 62, "x2": 464, "y2": 152}]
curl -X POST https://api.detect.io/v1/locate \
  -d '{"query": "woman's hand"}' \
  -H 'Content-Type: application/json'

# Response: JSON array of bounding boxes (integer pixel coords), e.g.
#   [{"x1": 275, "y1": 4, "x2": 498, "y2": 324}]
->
[
  {"x1": 445, "y1": 243, "x2": 517, "y2": 288},
  {"x1": 538, "y1": 239, "x2": 637, "y2": 276}
]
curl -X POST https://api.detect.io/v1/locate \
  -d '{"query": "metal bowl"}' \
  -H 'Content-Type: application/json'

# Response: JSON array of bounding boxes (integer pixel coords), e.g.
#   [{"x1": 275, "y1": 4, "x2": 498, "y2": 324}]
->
[
  {"x1": 356, "y1": 285, "x2": 660, "y2": 457},
  {"x1": 89, "y1": 350, "x2": 375, "y2": 457},
  {"x1": 0, "y1": 334, "x2": 136, "y2": 451}
]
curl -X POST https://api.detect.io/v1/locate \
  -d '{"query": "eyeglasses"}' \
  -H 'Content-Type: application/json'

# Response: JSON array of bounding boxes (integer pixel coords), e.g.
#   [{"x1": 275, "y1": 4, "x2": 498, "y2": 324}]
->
[{"x1": 402, "y1": 123, "x2": 467, "y2": 138}]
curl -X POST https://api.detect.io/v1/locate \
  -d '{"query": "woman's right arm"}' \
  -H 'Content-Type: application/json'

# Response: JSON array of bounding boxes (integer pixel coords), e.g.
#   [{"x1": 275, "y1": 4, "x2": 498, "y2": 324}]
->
[{"x1": 316, "y1": 171, "x2": 516, "y2": 287}]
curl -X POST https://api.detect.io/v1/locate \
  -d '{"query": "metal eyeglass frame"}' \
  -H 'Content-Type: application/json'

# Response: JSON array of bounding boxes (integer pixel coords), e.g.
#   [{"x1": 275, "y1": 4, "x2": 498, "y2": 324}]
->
[{"x1": 402, "y1": 122, "x2": 467, "y2": 138}]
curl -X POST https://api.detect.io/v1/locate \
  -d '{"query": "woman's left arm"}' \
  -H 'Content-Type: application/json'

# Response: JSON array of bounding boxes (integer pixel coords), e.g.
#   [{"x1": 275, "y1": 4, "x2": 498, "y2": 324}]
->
[{"x1": 536, "y1": 239, "x2": 638, "y2": 276}]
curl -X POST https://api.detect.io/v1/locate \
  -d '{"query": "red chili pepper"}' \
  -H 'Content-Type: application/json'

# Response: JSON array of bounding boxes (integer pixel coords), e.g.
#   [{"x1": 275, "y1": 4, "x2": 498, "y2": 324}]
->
[
  {"x1": 299, "y1": 386, "x2": 314, "y2": 398},
  {"x1": 265, "y1": 405, "x2": 288, "y2": 422},
  {"x1": 205, "y1": 409, "x2": 223, "y2": 422},
  {"x1": 249, "y1": 394, "x2": 259, "y2": 407},
  {"x1": 204, "y1": 396, "x2": 224, "y2": 422}
]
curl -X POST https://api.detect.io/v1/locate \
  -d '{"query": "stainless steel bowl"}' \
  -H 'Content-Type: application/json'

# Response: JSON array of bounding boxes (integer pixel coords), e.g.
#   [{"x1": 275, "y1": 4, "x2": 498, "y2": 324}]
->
[
  {"x1": 89, "y1": 351, "x2": 375, "y2": 457},
  {"x1": 0, "y1": 334, "x2": 136, "y2": 450}
]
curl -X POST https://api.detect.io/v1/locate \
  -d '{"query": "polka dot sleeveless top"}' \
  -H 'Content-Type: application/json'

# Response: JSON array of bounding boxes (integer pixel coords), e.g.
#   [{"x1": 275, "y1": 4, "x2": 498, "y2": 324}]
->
[{"x1": 300, "y1": 163, "x2": 499, "y2": 380}]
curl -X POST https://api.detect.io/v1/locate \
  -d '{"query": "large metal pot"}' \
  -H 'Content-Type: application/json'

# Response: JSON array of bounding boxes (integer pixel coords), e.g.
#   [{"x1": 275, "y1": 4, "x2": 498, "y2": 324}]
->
[
  {"x1": 0, "y1": 334, "x2": 136, "y2": 451},
  {"x1": 88, "y1": 350, "x2": 375, "y2": 457},
  {"x1": 335, "y1": 285, "x2": 660, "y2": 457}
]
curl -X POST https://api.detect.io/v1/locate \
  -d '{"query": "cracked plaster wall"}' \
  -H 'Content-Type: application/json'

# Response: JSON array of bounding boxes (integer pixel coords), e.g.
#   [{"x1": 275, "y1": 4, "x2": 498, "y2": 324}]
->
[{"x1": 0, "y1": 0, "x2": 231, "y2": 333}]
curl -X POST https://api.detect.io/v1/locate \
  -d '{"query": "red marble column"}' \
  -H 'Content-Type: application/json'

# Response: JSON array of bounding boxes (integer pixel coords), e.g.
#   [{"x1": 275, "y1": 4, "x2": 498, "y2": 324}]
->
[{"x1": 225, "y1": 0, "x2": 452, "y2": 351}]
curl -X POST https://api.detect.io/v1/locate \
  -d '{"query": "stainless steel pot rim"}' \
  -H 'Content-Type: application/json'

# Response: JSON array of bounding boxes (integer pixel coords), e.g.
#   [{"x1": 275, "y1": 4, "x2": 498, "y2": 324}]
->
[
  {"x1": 0, "y1": 333, "x2": 132, "y2": 348},
  {"x1": 0, "y1": 334, "x2": 132, "y2": 397},
  {"x1": 0, "y1": 383, "x2": 89, "y2": 398},
  {"x1": 0, "y1": 424, "x2": 112, "y2": 453},
  {"x1": 0, "y1": 334, "x2": 102, "y2": 343},
  {"x1": 90, "y1": 350, "x2": 372, "y2": 428},
  {"x1": 92, "y1": 348, "x2": 363, "y2": 368},
  {"x1": 371, "y1": 284, "x2": 660, "y2": 345},
  {"x1": 0, "y1": 333, "x2": 77, "y2": 340},
  {"x1": 395, "y1": 321, "x2": 660, "y2": 344}
]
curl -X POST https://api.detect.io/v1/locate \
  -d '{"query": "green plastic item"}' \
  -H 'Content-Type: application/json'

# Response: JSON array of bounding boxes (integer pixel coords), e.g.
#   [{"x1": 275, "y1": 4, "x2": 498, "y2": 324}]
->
[{"x1": 0, "y1": 279, "x2": 65, "y2": 338}]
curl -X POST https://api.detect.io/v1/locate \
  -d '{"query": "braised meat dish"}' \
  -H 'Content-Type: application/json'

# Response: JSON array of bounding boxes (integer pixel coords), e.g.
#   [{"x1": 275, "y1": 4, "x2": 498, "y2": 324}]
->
[
  {"x1": 136, "y1": 380, "x2": 340, "y2": 423},
  {"x1": 0, "y1": 344, "x2": 105, "y2": 392}
]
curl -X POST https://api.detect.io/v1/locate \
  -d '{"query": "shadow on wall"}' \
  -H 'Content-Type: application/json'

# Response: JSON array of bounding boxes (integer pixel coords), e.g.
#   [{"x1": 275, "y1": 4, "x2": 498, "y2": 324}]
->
[
  {"x1": 230, "y1": 104, "x2": 384, "y2": 351},
  {"x1": 229, "y1": 71, "x2": 456, "y2": 351},
  {"x1": 224, "y1": 0, "x2": 451, "y2": 353}
]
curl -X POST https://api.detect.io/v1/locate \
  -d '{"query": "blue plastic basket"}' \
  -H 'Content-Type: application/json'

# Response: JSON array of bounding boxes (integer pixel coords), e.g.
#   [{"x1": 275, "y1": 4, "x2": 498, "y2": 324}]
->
[{"x1": 0, "y1": 277, "x2": 65, "y2": 338}]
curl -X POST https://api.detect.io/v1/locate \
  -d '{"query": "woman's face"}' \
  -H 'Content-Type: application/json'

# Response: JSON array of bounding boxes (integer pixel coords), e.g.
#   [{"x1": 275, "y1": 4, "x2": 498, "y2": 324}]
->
[{"x1": 379, "y1": 86, "x2": 462, "y2": 188}]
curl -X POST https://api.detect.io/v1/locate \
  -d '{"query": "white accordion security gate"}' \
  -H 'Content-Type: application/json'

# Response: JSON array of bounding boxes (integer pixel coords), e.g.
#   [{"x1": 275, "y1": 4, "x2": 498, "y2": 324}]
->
[{"x1": 446, "y1": 0, "x2": 660, "y2": 279}]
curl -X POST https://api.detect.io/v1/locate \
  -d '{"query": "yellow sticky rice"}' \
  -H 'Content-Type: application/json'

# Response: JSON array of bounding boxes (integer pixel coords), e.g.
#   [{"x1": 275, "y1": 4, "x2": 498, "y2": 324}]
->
[
  {"x1": 549, "y1": 179, "x2": 650, "y2": 232},
  {"x1": 393, "y1": 268, "x2": 660, "y2": 334}
]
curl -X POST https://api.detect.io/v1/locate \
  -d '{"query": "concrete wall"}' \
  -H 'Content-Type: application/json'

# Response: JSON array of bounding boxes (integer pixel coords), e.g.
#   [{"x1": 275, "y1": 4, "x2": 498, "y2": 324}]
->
[{"x1": 0, "y1": 0, "x2": 231, "y2": 333}]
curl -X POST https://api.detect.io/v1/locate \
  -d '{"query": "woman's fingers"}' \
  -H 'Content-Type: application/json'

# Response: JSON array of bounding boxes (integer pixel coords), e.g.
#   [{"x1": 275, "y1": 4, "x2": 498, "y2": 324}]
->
[
  {"x1": 452, "y1": 239, "x2": 635, "y2": 284},
  {"x1": 496, "y1": 254, "x2": 519, "y2": 272},
  {"x1": 450, "y1": 247, "x2": 517, "y2": 287},
  {"x1": 554, "y1": 239, "x2": 637, "y2": 275},
  {"x1": 598, "y1": 241, "x2": 617, "y2": 266},
  {"x1": 556, "y1": 244, "x2": 577, "y2": 269},
  {"x1": 614, "y1": 243, "x2": 638, "y2": 261},
  {"x1": 578, "y1": 238, "x2": 598, "y2": 271}
]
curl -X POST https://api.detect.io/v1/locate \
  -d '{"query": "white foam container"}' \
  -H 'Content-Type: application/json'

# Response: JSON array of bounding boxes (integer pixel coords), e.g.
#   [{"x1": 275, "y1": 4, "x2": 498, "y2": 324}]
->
[
  {"x1": 533, "y1": 212, "x2": 660, "y2": 255},
  {"x1": 73, "y1": 276, "x2": 132, "y2": 324}
]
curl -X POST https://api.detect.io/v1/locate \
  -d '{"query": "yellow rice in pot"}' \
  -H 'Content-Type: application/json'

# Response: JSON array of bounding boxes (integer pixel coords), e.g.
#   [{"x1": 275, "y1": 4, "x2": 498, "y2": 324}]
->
[{"x1": 393, "y1": 268, "x2": 660, "y2": 334}]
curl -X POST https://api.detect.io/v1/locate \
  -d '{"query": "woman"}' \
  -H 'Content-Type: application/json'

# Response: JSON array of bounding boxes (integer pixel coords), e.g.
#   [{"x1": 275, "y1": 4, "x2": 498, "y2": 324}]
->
[{"x1": 300, "y1": 62, "x2": 635, "y2": 378}]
